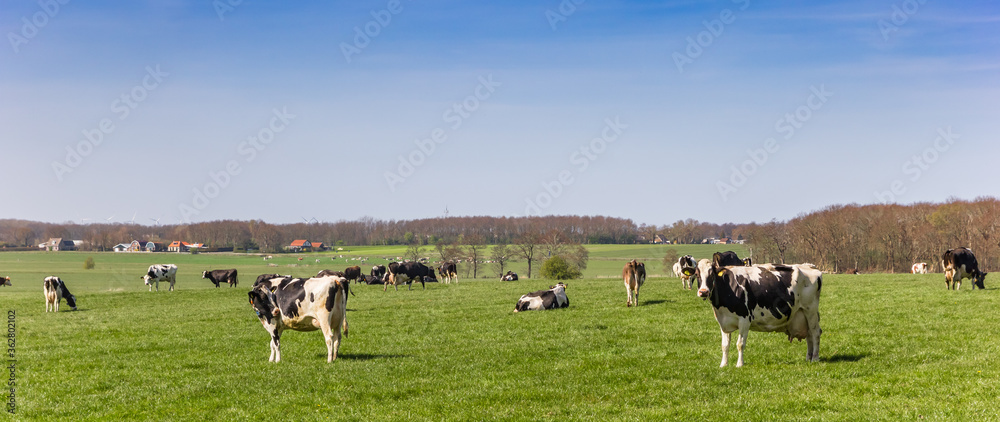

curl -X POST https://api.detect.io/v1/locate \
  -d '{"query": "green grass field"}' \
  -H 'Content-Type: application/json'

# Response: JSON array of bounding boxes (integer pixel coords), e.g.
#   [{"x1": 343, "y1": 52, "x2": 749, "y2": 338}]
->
[{"x1": 2, "y1": 248, "x2": 998, "y2": 421}]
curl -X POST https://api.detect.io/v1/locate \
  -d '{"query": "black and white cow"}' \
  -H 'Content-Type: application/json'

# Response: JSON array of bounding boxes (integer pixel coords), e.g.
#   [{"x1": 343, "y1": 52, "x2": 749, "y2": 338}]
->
[
  {"x1": 254, "y1": 274, "x2": 290, "y2": 288},
  {"x1": 942, "y1": 247, "x2": 987, "y2": 290},
  {"x1": 371, "y1": 265, "x2": 386, "y2": 280},
  {"x1": 622, "y1": 259, "x2": 646, "y2": 307},
  {"x1": 317, "y1": 269, "x2": 345, "y2": 278},
  {"x1": 438, "y1": 262, "x2": 458, "y2": 284},
  {"x1": 247, "y1": 275, "x2": 350, "y2": 363},
  {"x1": 361, "y1": 274, "x2": 383, "y2": 285},
  {"x1": 385, "y1": 262, "x2": 436, "y2": 291},
  {"x1": 501, "y1": 271, "x2": 518, "y2": 281},
  {"x1": 1, "y1": 276, "x2": 10, "y2": 287},
  {"x1": 202, "y1": 269, "x2": 238, "y2": 288},
  {"x1": 674, "y1": 255, "x2": 697, "y2": 290},
  {"x1": 714, "y1": 251, "x2": 744, "y2": 267},
  {"x1": 514, "y1": 283, "x2": 569, "y2": 312},
  {"x1": 142, "y1": 264, "x2": 177, "y2": 292},
  {"x1": 43, "y1": 276, "x2": 77, "y2": 312},
  {"x1": 743, "y1": 257, "x2": 753, "y2": 266},
  {"x1": 695, "y1": 257, "x2": 822, "y2": 367}
]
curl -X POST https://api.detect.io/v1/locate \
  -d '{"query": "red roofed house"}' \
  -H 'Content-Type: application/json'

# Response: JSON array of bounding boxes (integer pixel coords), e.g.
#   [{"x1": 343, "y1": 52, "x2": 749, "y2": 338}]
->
[
  {"x1": 289, "y1": 239, "x2": 312, "y2": 252},
  {"x1": 168, "y1": 241, "x2": 192, "y2": 252}
]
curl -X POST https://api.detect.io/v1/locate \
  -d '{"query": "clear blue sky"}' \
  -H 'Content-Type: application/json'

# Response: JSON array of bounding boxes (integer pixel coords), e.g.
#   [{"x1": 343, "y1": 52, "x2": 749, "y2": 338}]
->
[{"x1": 2, "y1": 0, "x2": 998, "y2": 226}]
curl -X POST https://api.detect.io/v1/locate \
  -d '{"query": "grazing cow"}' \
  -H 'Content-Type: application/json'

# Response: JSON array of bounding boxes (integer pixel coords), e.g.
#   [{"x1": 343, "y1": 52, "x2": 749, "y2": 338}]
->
[
  {"x1": 385, "y1": 262, "x2": 436, "y2": 291},
  {"x1": 371, "y1": 265, "x2": 386, "y2": 279},
  {"x1": 844, "y1": 268, "x2": 860, "y2": 275},
  {"x1": 1, "y1": 276, "x2": 10, "y2": 287},
  {"x1": 714, "y1": 251, "x2": 744, "y2": 267},
  {"x1": 202, "y1": 269, "x2": 239, "y2": 288},
  {"x1": 514, "y1": 283, "x2": 569, "y2": 312},
  {"x1": 316, "y1": 269, "x2": 345, "y2": 278},
  {"x1": 942, "y1": 247, "x2": 987, "y2": 290},
  {"x1": 743, "y1": 257, "x2": 753, "y2": 266},
  {"x1": 695, "y1": 256, "x2": 823, "y2": 367},
  {"x1": 622, "y1": 259, "x2": 646, "y2": 307},
  {"x1": 501, "y1": 271, "x2": 519, "y2": 281},
  {"x1": 247, "y1": 275, "x2": 349, "y2": 362},
  {"x1": 142, "y1": 264, "x2": 177, "y2": 292},
  {"x1": 43, "y1": 276, "x2": 77, "y2": 312},
  {"x1": 343, "y1": 266, "x2": 362, "y2": 284},
  {"x1": 676, "y1": 255, "x2": 697, "y2": 290},
  {"x1": 911, "y1": 262, "x2": 929, "y2": 274},
  {"x1": 437, "y1": 262, "x2": 458, "y2": 284}
]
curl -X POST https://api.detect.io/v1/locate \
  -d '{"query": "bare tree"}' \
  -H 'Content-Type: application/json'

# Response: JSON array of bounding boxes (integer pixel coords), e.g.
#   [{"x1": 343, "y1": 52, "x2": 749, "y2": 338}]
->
[
  {"x1": 465, "y1": 235, "x2": 487, "y2": 279},
  {"x1": 491, "y1": 243, "x2": 511, "y2": 277},
  {"x1": 514, "y1": 233, "x2": 540, "y2": 279},
  {"x1": 405, "y1": 244, "x2": 422, "y2": 262}
]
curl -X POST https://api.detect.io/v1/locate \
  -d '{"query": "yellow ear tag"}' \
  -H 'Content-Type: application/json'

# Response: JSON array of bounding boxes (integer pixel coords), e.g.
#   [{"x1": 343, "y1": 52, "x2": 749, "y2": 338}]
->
[
  {"x1": 683, "y1": 270, "x2": 693, "y2": 276},
  {"x1": 717, "y1": 271, "x2": 726, "y2": 277}
]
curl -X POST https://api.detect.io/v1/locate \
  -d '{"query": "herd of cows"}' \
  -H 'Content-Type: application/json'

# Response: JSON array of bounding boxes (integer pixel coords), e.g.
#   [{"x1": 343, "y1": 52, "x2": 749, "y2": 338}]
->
[{"x1": 3, "y1": 246, "x2": 990, "y2": 367}]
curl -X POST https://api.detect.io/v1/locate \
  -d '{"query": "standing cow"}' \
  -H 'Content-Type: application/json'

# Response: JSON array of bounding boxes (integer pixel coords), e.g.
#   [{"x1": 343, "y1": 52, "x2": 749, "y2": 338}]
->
[
  {"x1": 942, "y1": 247, "x2": 987, "y2": 290},
  {"x1": 202, "y1": 269, "x2": 239, "y2": 287},
  {"x1": 371, "y1": 265, "x2": 386, "y2": 280},
  {"x1": 43, "y1": 276, "x2": 77, "y2": 312},
  {"x1": 514, "y1": 283, "x2": 569, "y2": 312},
  {"x1": 438, "y1": 262, "x2": 458, "y2": 284},
  {"x1": 247, "y1": 275, "x2": 349, "y2": 362},
  {"x1": 142, "y1": 264, "x2": 178, "y2": 291},
  {"x1": 911, "y1": 262, "x2": 929, "y2": 274},
  {"x1": 385, "y1": 262, "x2": 436, "y2": 291},
  {"x1": 675, "y1": 255, "x2": 697, "y2": 290},
  {"x1": 343, "y1": 266, "x2": 362, "y2": 284},
  {"x1": 622, "y1": 259, "x2": 646, "y2": 307},
  {"x1": 695, "y1": 257, "x2": 822, "y2": 367}
]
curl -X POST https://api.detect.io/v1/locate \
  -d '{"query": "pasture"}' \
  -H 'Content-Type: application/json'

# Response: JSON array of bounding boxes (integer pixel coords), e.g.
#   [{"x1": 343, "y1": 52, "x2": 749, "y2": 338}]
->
[{"x1": 2, "y1": 249, "x2": 999, "y2": 420}]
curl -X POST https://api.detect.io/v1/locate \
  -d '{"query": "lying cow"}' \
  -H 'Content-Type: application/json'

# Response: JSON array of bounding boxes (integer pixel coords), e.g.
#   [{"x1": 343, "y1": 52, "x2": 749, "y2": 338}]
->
[
  {"x1": 438, "y1": 262, "x2": 458, "y2": 284},
  {"x1": 514, "y1": 283, "x2": 569, "y2": 312},
  {"x1": 385, "y1": 262, "x2": 436, "y2": 291},
  {"x1": 675, "y1": 255, "x2": 697, "y2": 290},
  {"x1": 501, "y1": 271, "x2": 518, "y2": 281},
  {"x1": 361, "y1": 274, "x2": 383, "y2": 285},
  {"x1": 695, "y1": 257, "x2": 823, "y2": 367},
  {"x1": 142, "y1": 264, "x2": 177, "y2": 292},
  {"x1": 622, "y1": 259, "x2": 646, "y2": 307},
  {"x1": 911, "y1": 262, "x2": 929, "y2": 274},
  {"x1": 202, "y1": 269, "x2": 238, "y2": 288},
  {"x1": 43, "y1": 276, "x2": 77, "y2": 312},
  {"x1": 247, "y1": 275, "x2": 349, "y2": 362},
  {"x1": 1, "y1": 276, "x2": 10, "y2": 287},
  {"x1": 942, "y1": 247, "x2": 987, "y2": 290}
]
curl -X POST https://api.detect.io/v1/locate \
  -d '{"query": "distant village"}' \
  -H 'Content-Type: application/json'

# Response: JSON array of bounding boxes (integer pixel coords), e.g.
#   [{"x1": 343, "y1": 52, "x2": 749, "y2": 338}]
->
[{"x1": 37, "y1": 238, "x2": 334, "y2": 253}]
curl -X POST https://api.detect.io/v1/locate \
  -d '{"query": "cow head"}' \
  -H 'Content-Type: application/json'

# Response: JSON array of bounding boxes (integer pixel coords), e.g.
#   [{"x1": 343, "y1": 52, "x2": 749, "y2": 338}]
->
[
  {"x1": 550, "y1": 282, "x2": 567, "y2": 290},
  {"x1": 202, "y1": 271, "x2": 209, "y2": 278},
  {"x1": 974, "y1": 270, "x2": 988, "y2": 289},
  {"x1": 1, "y1": 276, "x2": 10, "y2": 286},
  {"x1": 695, "y1": 258, "x2": 723, "y2": 299},
  {"x1": 248, "y1": 287, "x2": 281, "y2": 328}
]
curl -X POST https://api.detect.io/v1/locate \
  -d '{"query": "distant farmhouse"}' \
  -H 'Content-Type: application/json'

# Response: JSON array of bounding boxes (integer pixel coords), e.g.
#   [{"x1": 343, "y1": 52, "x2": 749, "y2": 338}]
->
[
  {"x1": 112, "y1": 240, "x2": 196, "y2": 252},
  {"x1": 39, "y1": 238, "x2": 80, "y2": 251},
  {"x1": 288, "y1": 240, "x2": 326, "y2": 252}
]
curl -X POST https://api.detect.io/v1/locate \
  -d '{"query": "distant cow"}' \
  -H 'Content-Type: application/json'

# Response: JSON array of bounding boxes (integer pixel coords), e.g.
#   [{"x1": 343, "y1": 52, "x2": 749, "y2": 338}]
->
[
  {"x1": 385, "y1": 262, "x2": 436, "y2": 291},
  {"x1": 501, "y1": 271, "x2": 518, "y2": 281},
  {"x1": 202, "y1": 269, "x2": 238, "y2": 288},
  {"x1": 675, "y1": 255, "x2": 697, "y2": 290},
  {"x1": 361, "y1": 274, "x2": 383, "y2": 285},
  {"x1": 371, "y1": 265, "x2": 386, "y2": 279},
  {"x1": 844, "y1": 268, "x2": 860, "y2": 275},
  {"x1": 622, "y1": 259, "x2": 646, "y2": 307},
  {"x1": 343, "y1": 266, "x2": 362, "y2": 284},
  {"x1": 714, "y1": 251, "x2": 744, "y2": 267},
  {"x1": 514, "y1": 283, "x2": 569, "y2": 312},
  {"x1": 696, "y1": 256, "x2": 823, "y2": 367},
  {"x1": 142, "y1": 264, "x2": 177, "y2": 292},
  {"x1": 911, "y1": 262, "x2": 929, "y2": 274},
  {"x1": 0, "y1": 276, "x2": 10, "y2": 287},
  {"x1": 247, "y1": 275, "x2": 349, "y2": 362},
  {"x1": 942, "y1": 247, "x2": 987, "y2": 290},
  {"x1": 438, "y1": 262, "x2": 458, "y2": 284},
  {"x1": 43, "y1": 276, "x2": 77, "y2": 312}
]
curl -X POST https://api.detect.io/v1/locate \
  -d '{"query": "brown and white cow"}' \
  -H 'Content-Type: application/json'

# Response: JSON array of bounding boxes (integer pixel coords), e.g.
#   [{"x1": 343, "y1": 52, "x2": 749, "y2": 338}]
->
[
  {"x1": 622, "y1": 259, "x2": 646, "y2": 307},
  {"x1": 695, "y1": 257, "x2": 822, "y2": 367},
  {"x1": 514, "y1": 283, "x2": 569, "y2": 312},
  {"x1": 43, "y1": 276, "x2": 77, "y2": 312},
  {"x1": 942, "y1": 247, "x2": 987, "y2": 290},
  {"x1": 911, "y1": 262, "x2": 929, "y2": 274},
  {"x1": 247, "y1": 275, "x2": 349, "y2": 362},
  {"x1": 202, "y1": 269, "x2": 238, "y2": 287}
]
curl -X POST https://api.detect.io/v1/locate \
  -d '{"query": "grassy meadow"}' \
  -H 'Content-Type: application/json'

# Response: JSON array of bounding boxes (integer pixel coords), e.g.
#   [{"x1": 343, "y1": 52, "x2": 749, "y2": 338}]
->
[{"x1": 2, "y1": 248, "x2": 999, "y2": 421}]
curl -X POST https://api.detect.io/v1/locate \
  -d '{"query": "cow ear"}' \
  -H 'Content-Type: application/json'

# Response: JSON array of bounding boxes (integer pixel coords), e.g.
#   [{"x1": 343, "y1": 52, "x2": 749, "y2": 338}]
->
[
  {"x1": 717, "y1": 270, "x2": 726, "y2": 277},
  {"x1": 247, "y1": 291, "x2": 255, "y2": 305},
  {"x1": 271, "y1": 309, "x2": 280, "y2": 317}
]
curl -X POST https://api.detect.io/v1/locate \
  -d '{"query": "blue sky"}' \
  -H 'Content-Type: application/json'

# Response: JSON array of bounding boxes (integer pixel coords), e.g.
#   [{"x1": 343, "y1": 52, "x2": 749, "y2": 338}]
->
[{"x1": 2, "y1": 0, "x2": 998, "y2": 226}]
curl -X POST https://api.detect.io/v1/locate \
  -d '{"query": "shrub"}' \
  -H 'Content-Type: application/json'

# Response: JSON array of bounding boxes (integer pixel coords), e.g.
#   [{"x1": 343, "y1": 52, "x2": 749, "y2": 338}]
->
[
  {"x1": 540, "y1": 256, "x2": 582, "y2": 280},
  {"x1": 83, "y1": 257, "x2": 96, "y2": 270}
]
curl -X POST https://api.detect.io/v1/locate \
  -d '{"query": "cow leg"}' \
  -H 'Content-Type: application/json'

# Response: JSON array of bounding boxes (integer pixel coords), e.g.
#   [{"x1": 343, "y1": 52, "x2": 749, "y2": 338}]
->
[
  {"x1": 719, "y1": 328, "x2": 731, "y2": 367},
  {"x1": 320, "y1": 319, "x2": 335, "y2": 362},
  {"x1": 270, "y1": 334, "x2": 281, "y2": 362},
  {"x1": 735, "y1": 319, "x2": 751, "y2": 367},
  {"x1": 806, "y1": 312, "x2": 821, "y2": 362}
]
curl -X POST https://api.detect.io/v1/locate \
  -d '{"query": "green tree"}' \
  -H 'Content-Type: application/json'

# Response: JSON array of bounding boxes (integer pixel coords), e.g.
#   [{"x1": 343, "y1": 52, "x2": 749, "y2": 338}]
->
[{"x1": 540, "y1": 256, "x2": 582, "y2": 280}]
